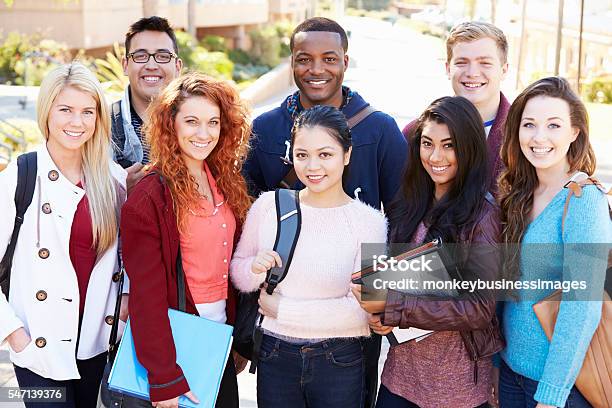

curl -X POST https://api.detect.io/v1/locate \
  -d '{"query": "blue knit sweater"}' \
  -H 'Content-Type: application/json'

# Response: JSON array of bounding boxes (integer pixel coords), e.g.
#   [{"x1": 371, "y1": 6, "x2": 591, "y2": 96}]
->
[{"x1": 501, "y1": 185, "x2": 611, "y2": 407}]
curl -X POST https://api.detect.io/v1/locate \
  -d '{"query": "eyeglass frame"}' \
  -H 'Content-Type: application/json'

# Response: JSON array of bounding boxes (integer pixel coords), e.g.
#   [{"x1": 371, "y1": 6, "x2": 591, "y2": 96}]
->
[{"x1": 126, "y1": 50, "x2": 178, "y2": 64}]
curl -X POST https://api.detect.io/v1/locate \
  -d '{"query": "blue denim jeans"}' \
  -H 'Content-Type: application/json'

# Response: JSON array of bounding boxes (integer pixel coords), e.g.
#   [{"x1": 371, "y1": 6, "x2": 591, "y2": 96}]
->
[
  {"x1": 499, "y1": 360, "x2": 592, "y2": 408},
  {"x1": 256, "y1": 334, "x2": 365, "y2": 408}
]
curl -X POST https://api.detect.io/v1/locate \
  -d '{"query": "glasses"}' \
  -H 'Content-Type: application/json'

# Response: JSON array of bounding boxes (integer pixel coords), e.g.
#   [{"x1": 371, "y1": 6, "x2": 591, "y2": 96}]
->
[{"x1": 127, "y1": 51, "x2": 177, "y2": 64}]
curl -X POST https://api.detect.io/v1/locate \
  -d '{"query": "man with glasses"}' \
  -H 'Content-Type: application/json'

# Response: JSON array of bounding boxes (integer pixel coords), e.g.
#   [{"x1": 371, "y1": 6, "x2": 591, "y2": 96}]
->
[{"x1": 111, "y1": 16, "x2": 182, "y2": 191}]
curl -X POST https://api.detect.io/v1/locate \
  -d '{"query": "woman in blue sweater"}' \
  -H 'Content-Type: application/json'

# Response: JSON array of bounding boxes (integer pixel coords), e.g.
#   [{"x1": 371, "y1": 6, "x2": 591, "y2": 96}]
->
[{"x1": 498, "y1": 76, "x2": 611, "y2": 408}]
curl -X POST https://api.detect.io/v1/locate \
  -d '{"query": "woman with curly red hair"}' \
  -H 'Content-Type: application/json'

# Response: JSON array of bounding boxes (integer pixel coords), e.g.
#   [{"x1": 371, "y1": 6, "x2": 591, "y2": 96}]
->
[{"x1": 120, "y1": 71, "x2": 251, "y2": 408}]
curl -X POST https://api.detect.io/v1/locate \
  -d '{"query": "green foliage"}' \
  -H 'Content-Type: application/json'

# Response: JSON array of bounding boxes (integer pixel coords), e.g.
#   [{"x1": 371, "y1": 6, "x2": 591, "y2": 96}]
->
[
  {"x1": 0, "y1": 118, "x2": 43, "y2": 155},
  {"x1": 347, "y1": 0, "x2": 391, "y2": 11},
  {"x1": 583, "y1": 76, "x2": 612, "y2": 104},
  {"x1": 93, "y1": 42, "x2": 128, "y2": 93},
  {"x1": 0, "y1": 31, "x2": 70, "y2": 85},
  {"x1": 232, "y1": 63, "x2": 270, "y2": 82},
  {"x1": 248, "y1": 26, "x2": 281, "y2": 67},
  {"x1": 190, "y1": 49, "x2": 234, "y2": 80},
  {"x1": 176, "y1": 30, "x2": 198, "y2": 67},
  {"x1": 201, "y1": 35, "x2": 227, "y2": 53},
  {"x1": 273, "y1": 21, "x2": 293, "y2": 58},
  {"x1": 228, "y1": 48, "x2": 252, "y2": 65}
]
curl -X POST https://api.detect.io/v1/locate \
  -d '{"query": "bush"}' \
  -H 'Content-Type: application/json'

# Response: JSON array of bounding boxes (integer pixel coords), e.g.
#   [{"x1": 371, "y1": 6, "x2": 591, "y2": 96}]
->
[
  {"x1": 176, "y1": 30, "x2": 198, "y2": 67},
  {"x1": 0, "y1": 118, "x2": 43, "y2": 155},
  {"x1": 228, "y1": 48, "x2": 252, "y2": 65},
  {"x1": 174, "y1": 31, "x2": 234, "y2": 80},
  {"x1": 232, "y1": 63, "x2": 270, "y2": 82},
  {"x1": 273, "y1": 21, "x2": 294, "y2": 58},
  {"x1": 190, "y1": 48, "x2": 234, "y2": 80},
  {"x1": 248, "y1": 26, "x2": 281, "y2": 67},
  {"x1": 0, "y1": 31, "x2": 71, "y2": 85},
  {"x1": 93, "y1": 42, "x2": 129, "y2": 93},
  {"x1": 201, "y1": 35, "x2": 227, "y2": 53},
  {"x1": 347, "y1": 0, "x2": 391, "y2": 11},
  {"x1": 583, "y1": 76, "x2": 612, "y2": 104}
]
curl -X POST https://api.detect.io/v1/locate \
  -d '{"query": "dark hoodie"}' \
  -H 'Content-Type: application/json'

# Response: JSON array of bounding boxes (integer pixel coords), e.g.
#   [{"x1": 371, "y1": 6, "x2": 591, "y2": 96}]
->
[{"x1": 244, "y1": 91, "x2": 408, "y2": 210}]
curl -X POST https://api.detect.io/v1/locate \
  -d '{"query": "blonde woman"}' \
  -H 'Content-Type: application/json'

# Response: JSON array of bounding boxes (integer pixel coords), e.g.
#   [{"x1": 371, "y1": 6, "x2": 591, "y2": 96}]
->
[{"x1": 0, "y1": 62, "x2": 127, "y2": 408}]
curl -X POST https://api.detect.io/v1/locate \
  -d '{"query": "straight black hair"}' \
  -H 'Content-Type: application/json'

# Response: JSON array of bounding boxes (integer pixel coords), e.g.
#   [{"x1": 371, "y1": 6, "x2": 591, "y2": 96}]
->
[
  {"x1": 290, "y1": 105, "x2": 351, "y2": 152},
  {"x1": 387, "y1": 96, "x2": 490, "y2": 244}
]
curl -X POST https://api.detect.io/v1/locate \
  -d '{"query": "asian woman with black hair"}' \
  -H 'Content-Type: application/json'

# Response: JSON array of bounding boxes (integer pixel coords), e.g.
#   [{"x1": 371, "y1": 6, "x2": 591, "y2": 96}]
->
[
  {"x1": 354, "y1": 96, "x2": 504, "y2": 408},
  {"x1": 231, "y1": 105, "x2": 387, "y2": 408}
]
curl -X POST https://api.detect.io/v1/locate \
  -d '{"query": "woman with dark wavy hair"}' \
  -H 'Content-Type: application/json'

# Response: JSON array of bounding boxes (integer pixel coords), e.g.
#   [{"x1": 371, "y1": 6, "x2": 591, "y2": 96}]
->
[
  {"x1": 120, "y1": 72, "x2": 251, "y2": 408},
  {"x1": 498, "y1": 77, "x2": 610, "y2": 408},
  {"x1": 355, "y1": 96, "x2": 504, "y2": 408}
]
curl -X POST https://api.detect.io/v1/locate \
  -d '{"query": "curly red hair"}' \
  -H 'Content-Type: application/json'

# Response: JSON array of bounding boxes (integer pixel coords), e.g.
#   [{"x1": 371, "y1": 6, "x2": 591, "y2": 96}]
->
[{"x1": 145, "y1": 71, "x2": 252, "y2": 232}]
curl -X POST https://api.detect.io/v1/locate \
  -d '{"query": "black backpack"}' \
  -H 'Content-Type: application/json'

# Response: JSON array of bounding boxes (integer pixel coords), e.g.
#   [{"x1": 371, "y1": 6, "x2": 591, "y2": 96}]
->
[
  {"x1": 233, "y1": 189, "x2": 302, "y2": 373},
  {"x1": 0, "y1": 152, "x2": 38, "y2": 296}
]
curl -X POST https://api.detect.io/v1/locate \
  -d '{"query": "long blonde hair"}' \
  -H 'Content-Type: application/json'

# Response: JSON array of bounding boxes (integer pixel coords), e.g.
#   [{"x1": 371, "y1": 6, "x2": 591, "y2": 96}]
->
[{"x1": 37, "y1": 62, "x2": 119, "y2": 254}]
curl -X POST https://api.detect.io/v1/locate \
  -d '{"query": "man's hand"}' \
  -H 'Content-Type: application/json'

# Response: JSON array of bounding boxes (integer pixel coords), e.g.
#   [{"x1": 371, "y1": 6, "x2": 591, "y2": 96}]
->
[
  {"x1": 126, "y1": 162, "x2": 147, "y2": 194},
  {"x1": 7, "y1": 328, "x2": 31, "y2": 353}
]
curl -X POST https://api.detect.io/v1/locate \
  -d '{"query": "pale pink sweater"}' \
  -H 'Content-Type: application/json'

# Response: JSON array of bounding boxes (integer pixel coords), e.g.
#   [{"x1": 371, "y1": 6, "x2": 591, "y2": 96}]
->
[{"x1": 230, "y1": 191, "x2": 387, "y2": 340}]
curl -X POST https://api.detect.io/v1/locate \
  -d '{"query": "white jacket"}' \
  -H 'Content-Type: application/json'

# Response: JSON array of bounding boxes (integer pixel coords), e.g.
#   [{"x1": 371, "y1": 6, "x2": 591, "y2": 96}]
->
[{"x1": 0, "y1": 145, "x2": 126, "y2": 380}]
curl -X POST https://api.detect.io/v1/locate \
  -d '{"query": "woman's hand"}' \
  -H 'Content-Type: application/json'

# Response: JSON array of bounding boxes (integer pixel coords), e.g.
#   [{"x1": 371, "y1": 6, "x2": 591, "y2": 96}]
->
[
  {"x1": 119, "y1": 294, "x2": 129, "y2": 322},
  {"x1": 251, "y1": 250, "x2": 282, "y2": 274},
  {"x1": 350, "y1": 283, "x2": 386, "y2": 314},
  {"x1": 368, "y1": 314, "x2": 393, "y2": 335},
  {"x1": 258, "y1": 291, "x2": 281, "y2": 318},
  {"x1": 152, "y1": 391, "x2": 199, "y2": 408},
  {"x1": 7, "y1": 328, "x2": 31, "y2": 353}
]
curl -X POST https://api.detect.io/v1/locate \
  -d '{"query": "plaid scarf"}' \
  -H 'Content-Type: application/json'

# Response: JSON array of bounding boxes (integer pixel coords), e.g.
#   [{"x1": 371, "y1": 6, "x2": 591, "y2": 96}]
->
[{"x1": 286, "y1": 86, "x2": 354, "y2": 120}]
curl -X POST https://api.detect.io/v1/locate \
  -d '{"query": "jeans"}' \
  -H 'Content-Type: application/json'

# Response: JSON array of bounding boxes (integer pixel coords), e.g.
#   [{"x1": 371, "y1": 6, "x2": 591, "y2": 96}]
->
[
  {"x1": 499, "y1": 360, "x2": 592, "y2": 408},
  {"x1": 376, "y1": 384, "x2": 489, "y2": 408},
  {"x1": 256, "y1": 334, "x2": 365, "y2": 408},
  {"x1": 13, "y1": 352, "x2": 107, "y2": 408}
]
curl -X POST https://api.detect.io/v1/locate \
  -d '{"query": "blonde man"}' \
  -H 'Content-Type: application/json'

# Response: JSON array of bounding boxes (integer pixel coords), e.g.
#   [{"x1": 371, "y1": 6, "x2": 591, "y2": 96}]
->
[{"x1": 403, "y1": 21, "x2": 510, "y2": 191}]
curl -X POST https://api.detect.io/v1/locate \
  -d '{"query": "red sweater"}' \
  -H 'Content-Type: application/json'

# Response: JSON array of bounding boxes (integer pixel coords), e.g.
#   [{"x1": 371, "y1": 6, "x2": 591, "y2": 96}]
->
[{"x1": 121, "y1": 173, "x2": 237, "y2": 402}]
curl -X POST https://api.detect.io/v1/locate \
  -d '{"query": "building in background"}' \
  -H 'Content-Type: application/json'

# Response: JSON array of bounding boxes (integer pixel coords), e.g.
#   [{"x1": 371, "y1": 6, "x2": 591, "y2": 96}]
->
[{"x1": 0, "y1": 0, "x2": 311, "y2": 53}]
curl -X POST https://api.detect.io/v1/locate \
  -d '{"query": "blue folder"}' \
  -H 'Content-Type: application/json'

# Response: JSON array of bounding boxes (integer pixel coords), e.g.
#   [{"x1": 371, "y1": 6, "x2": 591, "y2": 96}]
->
[{"x1": 108, "y1": 309, "x2": 233, "y2": 408}]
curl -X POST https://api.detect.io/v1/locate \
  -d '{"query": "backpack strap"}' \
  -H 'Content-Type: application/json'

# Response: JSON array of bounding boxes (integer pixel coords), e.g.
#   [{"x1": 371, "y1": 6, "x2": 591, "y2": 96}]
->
[
  {"x1": 0, "y1": 152, "x2": 38, "y2": 296},
  {"x1": 278, "y1": 105, "x2": 379, "y2": 189},
  {"x1": 265, "y1": 189, "x2": 302, "y2": 294},
  {"x1": 347, "y1": 105, "x2": 379, "y2": 129},
  {"x1": 249, "y1": 189, "x2": 302, "y2": 373}
]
